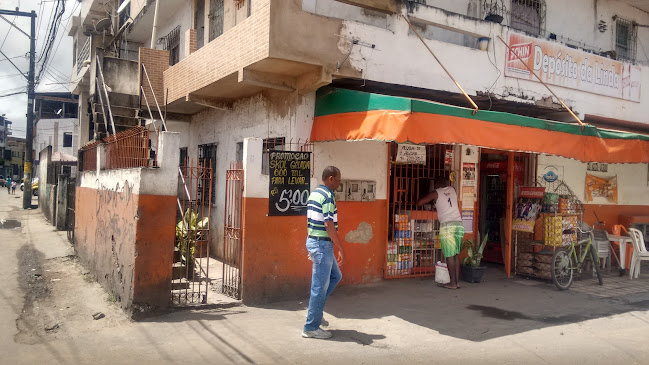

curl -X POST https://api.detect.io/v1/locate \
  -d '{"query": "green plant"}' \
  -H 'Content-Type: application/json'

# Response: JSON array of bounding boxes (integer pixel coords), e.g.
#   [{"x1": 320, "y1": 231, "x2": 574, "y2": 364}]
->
[
  {"x1": 175, "y1": 208, "x2": 209, "y2": 263},
  {"x1": 462, "y1": 233, "x2": 489, "y2": 267}
]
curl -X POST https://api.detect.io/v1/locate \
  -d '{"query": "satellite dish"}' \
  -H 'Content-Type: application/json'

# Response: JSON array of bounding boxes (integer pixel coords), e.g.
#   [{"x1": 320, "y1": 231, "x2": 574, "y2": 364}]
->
[{"x1": 94, "y1": 18, "x2": 111, "y2": 33}]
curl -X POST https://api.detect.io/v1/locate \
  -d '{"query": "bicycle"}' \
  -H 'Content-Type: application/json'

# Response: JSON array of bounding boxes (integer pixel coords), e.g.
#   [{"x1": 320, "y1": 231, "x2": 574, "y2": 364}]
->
[{"x1": 551, "y1": 225, "x2": 603, "y2": 290}]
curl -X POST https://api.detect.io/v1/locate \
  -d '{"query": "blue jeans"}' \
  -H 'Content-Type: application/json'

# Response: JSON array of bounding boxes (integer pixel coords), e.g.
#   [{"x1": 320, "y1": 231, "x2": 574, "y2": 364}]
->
[{"x1": 304, "y1": 237, "x2": 342, "y2": 332}]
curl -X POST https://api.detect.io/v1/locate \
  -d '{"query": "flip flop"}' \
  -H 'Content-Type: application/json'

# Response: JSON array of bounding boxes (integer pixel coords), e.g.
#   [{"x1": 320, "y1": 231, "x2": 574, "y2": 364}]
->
[{"x1": 437, "y1": 283, "x2": 458, "y2": 289}]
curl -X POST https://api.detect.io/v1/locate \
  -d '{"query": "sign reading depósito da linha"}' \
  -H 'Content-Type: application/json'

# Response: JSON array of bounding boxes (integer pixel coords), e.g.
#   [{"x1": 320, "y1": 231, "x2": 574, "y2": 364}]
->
[
  {"x1": 505, "y1": 33, "x2": 641, "y2": 102},
  {"x1": 268, "y1": 151, "x2": 311, "y2": 216}
]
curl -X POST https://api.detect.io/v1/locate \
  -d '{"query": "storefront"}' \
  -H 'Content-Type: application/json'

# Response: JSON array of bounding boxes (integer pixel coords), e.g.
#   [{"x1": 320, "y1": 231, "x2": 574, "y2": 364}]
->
[{"x1": 311, "y1": 87, "x2": 649, "y2": 280}]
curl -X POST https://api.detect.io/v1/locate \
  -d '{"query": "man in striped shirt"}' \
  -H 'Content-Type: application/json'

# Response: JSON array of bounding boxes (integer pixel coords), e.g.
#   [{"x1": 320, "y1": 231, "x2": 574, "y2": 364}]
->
[{"x1": 302, "y1": 166, "x2": 344, "y2": 339}]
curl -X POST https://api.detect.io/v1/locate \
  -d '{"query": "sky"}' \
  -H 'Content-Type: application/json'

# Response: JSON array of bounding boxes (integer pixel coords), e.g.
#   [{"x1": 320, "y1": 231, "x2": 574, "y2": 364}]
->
[{"x1": 0, "y1": 0, "x2": 78, "y2": 139}]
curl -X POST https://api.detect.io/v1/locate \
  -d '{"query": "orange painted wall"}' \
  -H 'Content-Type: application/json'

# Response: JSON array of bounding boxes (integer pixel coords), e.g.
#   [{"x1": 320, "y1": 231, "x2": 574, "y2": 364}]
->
[
  {"x1": 133, "y1": 195, "x2": 177, "y2": 307},
  {"x1": 583, "y1": 204, "x2": 649, "y2": 230},
  {"x1": 241, "y1": 198, "x2": 387, "y2": 304},
  {"x1": 75, "y1": 186, "x2": 176, "y2": 311}
]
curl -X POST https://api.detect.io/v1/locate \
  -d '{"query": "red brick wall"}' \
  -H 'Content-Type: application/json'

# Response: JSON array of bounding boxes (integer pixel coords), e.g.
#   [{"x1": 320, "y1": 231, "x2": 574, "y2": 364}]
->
[
  {"x1": 139, "y1": 48, "x2": 170, "y2": 109},
  {"x1": 164, "y1": 0, "x2": 271, "y2": 103}
]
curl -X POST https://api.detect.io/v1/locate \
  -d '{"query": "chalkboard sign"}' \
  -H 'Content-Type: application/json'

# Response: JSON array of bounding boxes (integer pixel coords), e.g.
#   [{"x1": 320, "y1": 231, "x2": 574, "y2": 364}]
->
[{"x1": 268, "y1": 151, "x2": 311, "y2": 216}]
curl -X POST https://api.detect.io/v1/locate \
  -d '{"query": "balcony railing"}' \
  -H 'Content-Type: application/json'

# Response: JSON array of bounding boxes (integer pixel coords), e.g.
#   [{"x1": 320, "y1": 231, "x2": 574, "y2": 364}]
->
[{"x1": 76, "y1": 38, "x2": 90, "y2": 73}]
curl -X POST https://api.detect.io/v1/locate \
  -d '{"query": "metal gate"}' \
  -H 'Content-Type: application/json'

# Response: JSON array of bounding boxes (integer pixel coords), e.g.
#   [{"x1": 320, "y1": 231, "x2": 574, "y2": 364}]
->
[
  {"x1": 223, "y1": 161, "x2": 243, "y2": 299},
  {"x1": 173, "y1": 159, "x2": 213, "y2": 305}
]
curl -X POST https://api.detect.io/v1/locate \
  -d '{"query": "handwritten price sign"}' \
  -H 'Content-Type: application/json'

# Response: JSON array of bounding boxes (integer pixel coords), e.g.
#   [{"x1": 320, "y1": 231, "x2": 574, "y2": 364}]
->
[{"x1": 268, "y1": 151, "x2": 311, "y2": 216}]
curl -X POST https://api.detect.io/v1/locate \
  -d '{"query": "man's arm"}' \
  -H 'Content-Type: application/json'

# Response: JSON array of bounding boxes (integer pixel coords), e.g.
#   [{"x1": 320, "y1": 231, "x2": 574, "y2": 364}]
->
[
  {"x1": 324, "y1": 220, "x2": 344, "y2": 266},
  {"x1": 417, "y1": 191, "x2": 438, "y2": 207}
]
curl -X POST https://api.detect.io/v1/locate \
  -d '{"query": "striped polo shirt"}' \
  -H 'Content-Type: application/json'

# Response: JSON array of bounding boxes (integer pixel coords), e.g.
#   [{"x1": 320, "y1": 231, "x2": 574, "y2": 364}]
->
[{"x1": 307, "y1": 184, "x2": 338, "y2": 237}]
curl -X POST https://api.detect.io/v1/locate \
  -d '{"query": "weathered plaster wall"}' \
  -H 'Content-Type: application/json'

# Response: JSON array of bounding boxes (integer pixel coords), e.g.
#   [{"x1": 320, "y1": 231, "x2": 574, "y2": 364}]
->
[
  {"x1": 188, "y1": 92, "x2": 315, "y2": 257},
  {"x1": 74, "y1": 133, "x2": 180, "y2": 313},
  {"x1": 240, "y1": 138, "x2": 387, "y2": 304},
  {"x1": 304, "y1": 0, "x2": 649, "y2": 124}
]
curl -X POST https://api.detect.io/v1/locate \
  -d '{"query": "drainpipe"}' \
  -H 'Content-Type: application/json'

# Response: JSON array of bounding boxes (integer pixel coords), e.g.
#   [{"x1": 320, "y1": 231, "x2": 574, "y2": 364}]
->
[{"x1": 150, "y1": 0, "x2": 160, "y2": 48}]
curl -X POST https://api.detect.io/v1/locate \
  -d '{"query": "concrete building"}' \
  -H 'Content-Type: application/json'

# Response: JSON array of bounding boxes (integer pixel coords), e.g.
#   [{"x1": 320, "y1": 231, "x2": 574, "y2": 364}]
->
[
  {"x1": 69, "y1": 0, "x2": 649, "y2": 307},
  {"x1": 6, "y1": 136, "x2": 25, "y2": 181},
  {"x1": 0, "y1": 115, "x2": 11, "y2": 179},
  {"x1": 34, "y1": 93, "x2": 80, "y2": 159}
]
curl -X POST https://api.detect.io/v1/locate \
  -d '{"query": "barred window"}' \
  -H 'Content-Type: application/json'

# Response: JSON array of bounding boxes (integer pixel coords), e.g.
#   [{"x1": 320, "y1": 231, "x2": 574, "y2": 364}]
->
[
  {"x1": 510, "y1": 0, "x2": 546, "y2": 36},
  {"x1": 198, "y1": 143, "x2": 217, "y2": 205},
  {"x1": 615, "y1": 17, "x2": 637, "y2": 61},
  {"x1": 262, "y1": 137, "x2": 285, "y2": 175},
  {"x1": 162, "y1": 26, "x2": 181, "y2": 66},
  {"x1": 209, "y1": 0, "x2": 224, "y2": 41}
]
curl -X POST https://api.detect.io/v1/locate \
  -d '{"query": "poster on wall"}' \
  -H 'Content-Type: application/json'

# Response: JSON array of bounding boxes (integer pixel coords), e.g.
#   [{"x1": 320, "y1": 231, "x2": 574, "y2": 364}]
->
[
  {"x1": 462, "y1": 210, "x2": 473, "y2": 233},
  {"x1": 396, "y1": 144, "x2": 426, "y2": 164},
  {"x1": 505, "y1": 33, "x2": 641, "y2": 102},
  {"x1": 585, "y1": 174, "x2": 618, "y2": 203},
  {"x1": 268, "y1": 151, "x2": 311, "y2": 216},
  {"x1": 512, "y1": 187, "x2": 545, "y2": 233},
  {"x1": 462, "y1": 163, "x2": 476, "y2": 186}
]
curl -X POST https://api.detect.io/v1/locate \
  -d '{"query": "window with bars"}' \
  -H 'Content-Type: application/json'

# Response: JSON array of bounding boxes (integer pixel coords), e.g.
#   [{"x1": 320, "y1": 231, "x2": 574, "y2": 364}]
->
[
  {"x1": 615, "y1": 17, "x2": 637, "y2": 61},
  {"x1": 209, "y1": 0, "x2": 224, "y2": 42},
  {"x1": 262, "y1": 137, "x2": 285, "y2": 175},
  {"x1": 198, "y1": 143, "x2": 217, "y2": 205},
  {"x1": 162, "y1": 26, "x2": 181, "y2": 66},
  {"x1": 63, "y1": 133, "x2": 73, "y2": 147},
  {"x1": 510, "y1": 0, "x2": 545, "y2": 36}
]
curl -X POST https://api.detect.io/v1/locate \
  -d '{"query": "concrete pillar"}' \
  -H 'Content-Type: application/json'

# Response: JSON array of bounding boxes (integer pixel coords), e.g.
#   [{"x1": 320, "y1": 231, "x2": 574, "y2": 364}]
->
[
  {"x1": 78, "y1": 91, "x2": 91, "y2": 147},
  {"x1": 56, "y1": 174, "x2": 68, "y2": 230},
  {"x1": 184, "y1": 28, "x2": 197, "y2": 57}
]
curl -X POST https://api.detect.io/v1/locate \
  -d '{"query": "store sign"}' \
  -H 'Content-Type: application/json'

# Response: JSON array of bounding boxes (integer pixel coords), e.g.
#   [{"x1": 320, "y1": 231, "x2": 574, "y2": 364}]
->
[
  {"x1": 505, "y1": 33, "x2": 641, "y2": 102},
  {"x1": 268, "y1": 151, "x2": 311, "y2": 216},
  {"x1": 396, "y1": 144, "x2": 426, "y2": 164}
]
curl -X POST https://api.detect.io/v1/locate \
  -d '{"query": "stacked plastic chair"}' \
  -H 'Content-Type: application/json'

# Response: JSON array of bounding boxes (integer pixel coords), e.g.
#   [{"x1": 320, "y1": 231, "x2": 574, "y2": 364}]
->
[{"x1": 629, "y1": 228, "x2": 649, "y2": 279}]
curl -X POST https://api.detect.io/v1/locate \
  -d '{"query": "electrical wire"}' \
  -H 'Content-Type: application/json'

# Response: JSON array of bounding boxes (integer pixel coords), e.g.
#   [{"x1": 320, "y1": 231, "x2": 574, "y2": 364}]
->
[{"x1": 36, "y1": 0, "x2": 66, "y2": 86}]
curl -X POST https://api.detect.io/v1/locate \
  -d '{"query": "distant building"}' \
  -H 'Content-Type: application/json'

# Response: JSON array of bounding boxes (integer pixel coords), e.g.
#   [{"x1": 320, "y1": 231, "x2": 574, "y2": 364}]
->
[
  {"x1": 0, "y1": 115, "x2": 11, "y2": 178},
  {"x1": 6, "y1": 136, "x2": 25, "y2": 180},
  {"x1": 34, "y1": 93, "x2": 80, "y2": 159}
]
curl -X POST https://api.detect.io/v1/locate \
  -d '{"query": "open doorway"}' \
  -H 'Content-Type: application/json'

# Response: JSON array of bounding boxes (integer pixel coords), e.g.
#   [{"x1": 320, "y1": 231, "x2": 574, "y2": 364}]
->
[{"x1": 478, "y1": 151, "x2": 536, "y2": 267}]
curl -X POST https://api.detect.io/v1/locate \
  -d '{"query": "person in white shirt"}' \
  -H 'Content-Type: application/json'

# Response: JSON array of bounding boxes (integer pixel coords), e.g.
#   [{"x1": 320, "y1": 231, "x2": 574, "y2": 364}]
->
[{"x1": 417, "y1": 179, "x2": 464, "y2": 289}]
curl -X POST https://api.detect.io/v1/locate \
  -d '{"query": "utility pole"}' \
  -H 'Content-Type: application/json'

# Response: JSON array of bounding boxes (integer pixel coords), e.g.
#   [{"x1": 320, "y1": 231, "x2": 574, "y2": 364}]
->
[
  {"x1": 24, "y1": 11, "x2": 36, "y2": 209},
  {"x1": 0, "y1": 9, "x2": 37, "y2": 209}
]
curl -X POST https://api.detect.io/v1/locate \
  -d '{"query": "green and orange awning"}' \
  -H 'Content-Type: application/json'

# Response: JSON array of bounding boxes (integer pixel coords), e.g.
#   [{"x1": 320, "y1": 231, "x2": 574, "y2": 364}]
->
[{"x1": 311, "y1": 87, "x2": 649, "y2": 163}]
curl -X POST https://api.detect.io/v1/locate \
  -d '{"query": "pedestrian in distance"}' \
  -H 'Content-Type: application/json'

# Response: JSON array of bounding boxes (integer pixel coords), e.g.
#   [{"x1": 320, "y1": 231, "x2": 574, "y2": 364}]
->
[
  {"x1": 6, "y1": 177, "x2": 11, "y2": 194},
  {"x1": 11, "y1": 180, "x2": 16, "y2": 194},
  {"x1": 417, "y1": 178, "x2": 464, "y2": 289},
  {"x1": 302, "y1": 166, "x2": 344, "y2": 340}
]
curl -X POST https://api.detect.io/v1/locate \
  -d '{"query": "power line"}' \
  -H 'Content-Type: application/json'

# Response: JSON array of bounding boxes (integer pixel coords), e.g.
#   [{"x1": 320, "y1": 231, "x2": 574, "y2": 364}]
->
[{"x1": 0, "y1": 90, "x2": 26, "y2": 98}]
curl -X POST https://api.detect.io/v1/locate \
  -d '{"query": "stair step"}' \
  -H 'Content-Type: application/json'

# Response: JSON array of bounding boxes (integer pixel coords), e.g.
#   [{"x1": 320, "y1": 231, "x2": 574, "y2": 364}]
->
[
  {"x1": 172, "y1": 262, "x2": 187, "y2": 279},
  {"x1": 172, "y1": 279, "x2": 190, "y2": 290}
]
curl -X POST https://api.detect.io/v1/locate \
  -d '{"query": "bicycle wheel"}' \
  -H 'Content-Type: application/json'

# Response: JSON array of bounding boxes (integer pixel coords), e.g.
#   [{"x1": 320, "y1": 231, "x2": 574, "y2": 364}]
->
[
  {"x1": 552, "y1": 248, "x2": 574, "y2": 290},
  {"x1": 590, "y1": 244, "x2": 604, "y2": 285}
]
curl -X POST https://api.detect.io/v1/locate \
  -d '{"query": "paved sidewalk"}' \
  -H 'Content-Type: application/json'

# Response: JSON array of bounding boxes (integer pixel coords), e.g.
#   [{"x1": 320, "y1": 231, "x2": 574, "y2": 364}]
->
[{"x1": 2, "y1": 190, "x2": 649, "y2": 364}]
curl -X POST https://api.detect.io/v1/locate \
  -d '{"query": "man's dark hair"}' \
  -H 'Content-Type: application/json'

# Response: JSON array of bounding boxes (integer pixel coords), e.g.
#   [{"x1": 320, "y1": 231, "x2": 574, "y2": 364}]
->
[
  {"x1": 322, "y1": 166, "x2": 340, "y2": 181},
  {"x1": 434, "y1": 178, "x2": 448, "y2": 189}
]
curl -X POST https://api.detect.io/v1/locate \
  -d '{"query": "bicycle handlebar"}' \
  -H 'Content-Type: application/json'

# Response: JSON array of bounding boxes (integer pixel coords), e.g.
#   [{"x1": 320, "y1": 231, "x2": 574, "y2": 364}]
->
[{"x1": 562, "y1": 226, "x2": 593, "y2": 235}]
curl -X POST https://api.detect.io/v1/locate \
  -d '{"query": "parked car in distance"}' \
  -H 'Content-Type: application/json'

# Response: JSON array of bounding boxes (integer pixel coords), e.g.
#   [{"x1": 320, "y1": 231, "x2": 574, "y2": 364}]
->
[{"x1": 20, "y1": 178, "x2": 39, "y2": 195}]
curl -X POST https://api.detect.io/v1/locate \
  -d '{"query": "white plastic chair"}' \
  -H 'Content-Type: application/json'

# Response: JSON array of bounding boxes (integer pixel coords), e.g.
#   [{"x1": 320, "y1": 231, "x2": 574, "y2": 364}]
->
[{"x1": 629, "y1": 228, "x2": 649, "y2": 279}]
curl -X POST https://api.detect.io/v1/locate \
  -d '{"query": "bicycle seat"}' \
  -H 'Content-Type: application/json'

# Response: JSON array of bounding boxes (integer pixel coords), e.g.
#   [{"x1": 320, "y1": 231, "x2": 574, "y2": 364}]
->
[{"x1": 563, "y1": 228, "x2": 575, "y2": 235}]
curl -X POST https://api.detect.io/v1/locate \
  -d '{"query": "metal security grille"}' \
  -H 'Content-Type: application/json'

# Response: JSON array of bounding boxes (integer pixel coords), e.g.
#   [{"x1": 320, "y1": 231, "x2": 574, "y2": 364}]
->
[
  {"x1": 223, "y1": 161, "x2": 244, "y2": 299},
  {"x1": 209, "y1": 0, "x2": 224, "y2": 41},
  {"x1": 162, "y1": 25, "x2": 181, "y2": 65},
  {"x1": 173, "y1": 159, "x2": 213, "y2": 305},
  {"x1": 198, "y1": 143, "x2": 217, "y2": 205},
  {"x1": 262, "y1": 137, "x2": 285, "y2": 175},
  {"x1": 387, "y1": 143, "x2": 457, "y2": 279},
  {"x1": 510, "y1": 0, "x2": 546, "y2": 36},
  {"x1": 615, "y1": 17, "x2": 637, "y2": 61}
]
